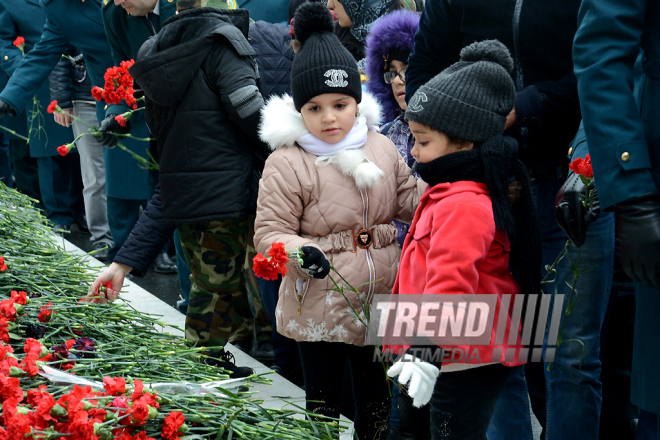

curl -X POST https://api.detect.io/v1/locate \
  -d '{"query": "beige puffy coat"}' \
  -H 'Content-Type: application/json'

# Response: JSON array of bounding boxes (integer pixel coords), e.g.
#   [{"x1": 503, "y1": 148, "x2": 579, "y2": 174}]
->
[{"x1": 254, "y1": 93, "x2": 424, "y2": 346}]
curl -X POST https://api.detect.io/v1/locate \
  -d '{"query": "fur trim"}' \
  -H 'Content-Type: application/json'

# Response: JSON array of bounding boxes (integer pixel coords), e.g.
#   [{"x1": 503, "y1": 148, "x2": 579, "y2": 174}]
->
[
  {"x1": 317, "y1": 149, "x2": 385, "y2": 190},
  {"x1": 259, "y1": 92, "x2": 384, "y2": 150},
  {"x1": 365, "y1": 10, "x2": 420, "y2": 122}
]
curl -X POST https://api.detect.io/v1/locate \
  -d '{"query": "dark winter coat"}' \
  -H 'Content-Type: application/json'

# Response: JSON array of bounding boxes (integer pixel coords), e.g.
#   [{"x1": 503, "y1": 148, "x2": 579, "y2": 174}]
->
[
  {"x1": 130, "y1": 7, "x2": 269, "y2": 224},
  {"x1": 249, "y1": 21, "x2": 295, "y2": 98},
  {"x1": 574, "y1": 0, "x2": 660, "y2": 413},
  {"x1": 114, "y1": 184, "x2": 174, "y2": 276},
  {"x1": 49, "y1": 47, "x2": 92, "y2": 109},
  {"x1": 406, "y1": 0, "x2": 582, "y2": 176},
  {"x1": 365, "y1": 9, "x2": 419, "y2": 122}
]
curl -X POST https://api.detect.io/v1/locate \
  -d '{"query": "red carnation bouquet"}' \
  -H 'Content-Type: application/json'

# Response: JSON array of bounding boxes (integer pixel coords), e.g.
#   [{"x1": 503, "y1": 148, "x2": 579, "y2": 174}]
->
[{"x1": 91, "y1": 60, "x2": 139, "y2": 109}]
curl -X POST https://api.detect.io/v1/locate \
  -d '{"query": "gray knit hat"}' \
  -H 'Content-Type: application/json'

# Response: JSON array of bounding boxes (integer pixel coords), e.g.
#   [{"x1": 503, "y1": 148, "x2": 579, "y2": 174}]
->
[
  {"x1": 291, "y1": 2, "x2": 362, "y2": 111},
  {"x1": 405, "y1": 40, "x2": 516, "y2": 143}
]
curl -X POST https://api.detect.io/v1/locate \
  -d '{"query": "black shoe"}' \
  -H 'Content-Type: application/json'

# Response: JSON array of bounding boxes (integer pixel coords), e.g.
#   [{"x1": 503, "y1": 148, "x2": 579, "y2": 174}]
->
[
  {"x1": 207, "y1": 350, "x2": 254, "y2": 378},
  {"x1": 74, "y1": 215, "x2": 90, "y2": 234},
  {"x1": 52, "y1": 224, "x2": 70, "y2": 235},
  {"x1": 91, "y1": 240, "x2": 110, "y2": 262},
  {"x1": 252, "y1": 340, "x2": 275, "y2": 363},
  {"x1": 153, "y1": 253, "x2": 177, "y2": 274},
  {"x1": 231, "y1": 338, "x2": 253, "y2": 355}
]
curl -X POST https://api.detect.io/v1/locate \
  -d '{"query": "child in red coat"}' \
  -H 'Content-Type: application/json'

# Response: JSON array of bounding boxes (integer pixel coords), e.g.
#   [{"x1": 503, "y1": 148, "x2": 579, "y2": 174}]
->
[{"x1": 385, "y1": 40, "x2": 541, "y2": 440}]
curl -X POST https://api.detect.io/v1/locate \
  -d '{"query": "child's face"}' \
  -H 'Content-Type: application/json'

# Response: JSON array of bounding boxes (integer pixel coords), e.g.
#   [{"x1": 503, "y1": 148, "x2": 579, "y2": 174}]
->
[
  {"x1": 327, "y1": 0, "x2": 352, "y2": 27},
  {"x1": 388, "y1": 60, "x2": 408, "y2": 111},
  {"x1": 409, "y1": 121, "x2": 473, "y2": 163},
  {"x1": 300, "y1": 94, "x2": 358, "y2": 144}
]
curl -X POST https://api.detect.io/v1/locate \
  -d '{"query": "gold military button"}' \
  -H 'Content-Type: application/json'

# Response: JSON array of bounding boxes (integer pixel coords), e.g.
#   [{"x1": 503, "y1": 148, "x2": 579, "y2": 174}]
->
[
  {"x1": 104, "y1": 105, "x2": 108, "y2": 110},
  {"x1": 621, "y1": 152, "x2": 630, "y2": 162},
  {"x1": 3, "y1": 56, "x2": 7, "y2": 60},
  {"x1": 568, "y1": 147, "x2": 573, "y2": 155}
]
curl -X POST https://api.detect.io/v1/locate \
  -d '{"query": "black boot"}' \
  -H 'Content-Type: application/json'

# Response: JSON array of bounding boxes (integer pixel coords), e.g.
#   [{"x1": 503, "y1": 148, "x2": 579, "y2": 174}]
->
[{"x1": 206, "y1": 350, "x2": 254, "y2": 379}]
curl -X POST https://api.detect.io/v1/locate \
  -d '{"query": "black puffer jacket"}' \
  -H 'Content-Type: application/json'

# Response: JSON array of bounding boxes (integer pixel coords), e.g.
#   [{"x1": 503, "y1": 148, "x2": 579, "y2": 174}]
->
[
  {"x1": 49, "y1": 46, "x2": 92, "y2": 109},
  {"x1": 129, "y1": 7, "x2": 269, "y2": 224},
  {"x1": 406, "y1": 0, "x2": 582, "y2": 176},
  {"x1": 249, "y1": 21, "x2": 295, "y2": 97}
]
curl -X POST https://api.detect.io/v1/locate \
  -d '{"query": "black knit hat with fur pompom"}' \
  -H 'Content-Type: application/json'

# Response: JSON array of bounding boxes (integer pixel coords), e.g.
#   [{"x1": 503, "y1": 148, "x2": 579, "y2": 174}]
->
[{"x1": 291, "y1": 2, "x2": 362, "y2": 111}]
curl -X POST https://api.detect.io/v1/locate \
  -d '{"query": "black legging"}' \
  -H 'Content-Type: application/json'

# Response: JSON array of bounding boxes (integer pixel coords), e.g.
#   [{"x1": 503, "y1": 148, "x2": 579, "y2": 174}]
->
[{"x1": 298, "y1": 341, "x2": 391, "y2": 440}]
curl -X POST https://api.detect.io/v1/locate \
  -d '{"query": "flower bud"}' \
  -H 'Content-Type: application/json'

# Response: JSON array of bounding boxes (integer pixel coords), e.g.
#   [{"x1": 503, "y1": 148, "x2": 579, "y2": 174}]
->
[
  {"x1": 9, "y1": 366, "x2": 24, "y2": 377},
  {"x1": 179, "y1": 423, "x2": 190, "y2": 434},
  {"x1": 50, "y1": 404, "x2": 68, "y2": 418},
  {"x1": 17, "y1": 406, "x2": 29, "y2": 415},
  {"x1": 147, "y1": 406, "x2": 159, "y2": 420}
]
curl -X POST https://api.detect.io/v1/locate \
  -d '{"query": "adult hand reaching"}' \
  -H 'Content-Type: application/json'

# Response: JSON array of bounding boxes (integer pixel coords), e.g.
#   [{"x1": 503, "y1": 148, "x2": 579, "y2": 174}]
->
[{"x1": 87, "y1": 262, "x2": 132, "y2": 303}]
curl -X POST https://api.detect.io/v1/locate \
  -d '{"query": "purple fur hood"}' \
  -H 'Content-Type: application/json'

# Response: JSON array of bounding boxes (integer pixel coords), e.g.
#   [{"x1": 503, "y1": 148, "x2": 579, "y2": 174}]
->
[{"x1": 365, "y1": 10, "x2": 420, "y2": 123}]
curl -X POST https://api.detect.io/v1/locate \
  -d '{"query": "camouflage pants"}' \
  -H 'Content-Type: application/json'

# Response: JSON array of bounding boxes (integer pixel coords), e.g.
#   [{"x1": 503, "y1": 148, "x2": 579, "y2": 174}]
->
[{"x1": 177, "y1": 217, "x2": 271, "y2": 349}]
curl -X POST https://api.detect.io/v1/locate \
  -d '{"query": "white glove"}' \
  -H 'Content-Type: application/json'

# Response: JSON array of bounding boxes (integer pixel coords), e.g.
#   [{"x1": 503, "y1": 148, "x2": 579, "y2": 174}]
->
[{"x1": 387, "y1": 353, "x2": 440, "y2": 408}]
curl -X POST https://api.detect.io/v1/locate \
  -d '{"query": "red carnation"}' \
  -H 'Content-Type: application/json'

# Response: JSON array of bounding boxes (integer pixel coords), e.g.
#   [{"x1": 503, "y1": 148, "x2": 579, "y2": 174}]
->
[
  {"x1": 131, "y1": 379, "x2": 144, "y2": 401},
  {"x1": 253, "y1": 253, "x2": 284, "y2": 281},
  {"x1": 569, "y1": 154, "x2": 594, "y2": 179},
  {"x1": 47, "y1": 100, "x2": 58, "y2": 114},
  {"x1": 162, "y1": 411, "x2": 185, "y2": 440},
  {"x1": 19, "y1": 353, "x2": 39, "y2": 376},
  {"x1": 0, "y1": 299, "x2": 16, "y2": 321},
  {"x1": 38, "y1": 302, "x2": 53, "y2": 322},
  {"x1": 10, "y1": 291, "x2": 27, "y2": 306},
  {"x1": 131, "y1": 400, "x2": 150, "y2": 423},
  {"x1": 91, "y1": 86, "x2": 104, "y2": 101},
  {"x1": 115, "y1": 115, "x2": 127, "y2": 127},
  {"x1": 12, "y1": 36, "x2": 24, "y2": 48},
  {"x1": 103, "y1": 376, "x2": 126, "y2": 395},
  {"x1": 0, "y1": 257, "x2": 7, "y2": 272},
  {"x1": 268, "y1": 242, "x2": 289, "y2": 266},
  {"x1": 23, "y1": 338, "x2": 42, "y2": 356},
  {"x1": 57, "y1": 145, "x2": 70, "y2": 156},
  {"x1": 0, "y1": 316, "x2": 9, "y2": 343}
]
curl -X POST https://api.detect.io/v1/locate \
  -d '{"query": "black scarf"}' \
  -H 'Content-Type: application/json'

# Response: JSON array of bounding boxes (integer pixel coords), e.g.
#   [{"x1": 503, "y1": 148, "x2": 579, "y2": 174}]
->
[{"x1": 414, "y1": 135, "x2": 542, "y2": 297}]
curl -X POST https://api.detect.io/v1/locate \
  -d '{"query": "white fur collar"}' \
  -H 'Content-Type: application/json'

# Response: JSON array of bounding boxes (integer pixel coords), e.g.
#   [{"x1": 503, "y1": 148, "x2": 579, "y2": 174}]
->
[
  {"x1": 259, "y1": 92, "x2": 383, "y2": 150},
  {"x1": 259, "y1": 92, "x2": 385, "y2": 189}
]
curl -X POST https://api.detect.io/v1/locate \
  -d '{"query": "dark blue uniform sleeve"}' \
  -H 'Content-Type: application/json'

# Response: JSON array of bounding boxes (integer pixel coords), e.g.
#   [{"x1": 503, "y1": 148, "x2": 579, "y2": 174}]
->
[
  {"x1": 573, "y1": 0, "x2": 653, "y2": 209},
  {"x1": 0, "y1": 10, "x2": 67, "y2": 113},
  {"x1": 114, "y1": 184, "x2": 176, "y2": 277}
]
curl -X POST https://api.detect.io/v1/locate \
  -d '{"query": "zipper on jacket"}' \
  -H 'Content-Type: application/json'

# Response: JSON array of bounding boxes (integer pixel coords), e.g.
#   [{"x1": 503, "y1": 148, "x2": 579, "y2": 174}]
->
[
  {"x1": 512, "y1": 0, "x2": 524, "y2": 91},
  {"x1": 296, "y1": 279, "x2": 310, "y2": 315},
  {"x1": 235, "y1": 89, "x2": 260, "y2": 115},
  {"x1": 359, "y1": 189, "x2": 377, "y2": 304}
]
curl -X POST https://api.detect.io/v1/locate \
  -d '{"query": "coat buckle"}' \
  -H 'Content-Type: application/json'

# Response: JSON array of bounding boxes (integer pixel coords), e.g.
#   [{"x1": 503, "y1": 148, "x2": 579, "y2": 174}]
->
[{"x1": 355, "y1": 228, "x2": 373, "y2": 249}]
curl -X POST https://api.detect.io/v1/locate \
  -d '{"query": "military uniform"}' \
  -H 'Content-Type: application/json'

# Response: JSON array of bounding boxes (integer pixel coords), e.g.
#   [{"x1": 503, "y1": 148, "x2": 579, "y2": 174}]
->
[
  {"x1": 0, "y1": 0, "x2": 82, "y2": 226},
  {"x1": 0, "y1": 0, "x2": 159, "y2": 251}
]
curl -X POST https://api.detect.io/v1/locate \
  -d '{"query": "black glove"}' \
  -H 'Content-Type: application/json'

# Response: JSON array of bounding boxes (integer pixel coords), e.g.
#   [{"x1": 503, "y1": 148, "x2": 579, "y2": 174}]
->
[
  {"x1": 69, "y1": 53, "x2": 86, "y2": 72},
  {"x1": 300, "y1": 246, "x2": 330, "y2": 279},
  {"x1": 554, "y1": 172, "x2": 601, "y2": 247},
  {"x1": 615, "y1": 193, "x2": 660, "y2": 287},
  {"x1": 0, "y1": 99, "x2": 17, "y2": 118},
  {"x1": 95, "y1": 114, "x2": 130, "y2": 147}
]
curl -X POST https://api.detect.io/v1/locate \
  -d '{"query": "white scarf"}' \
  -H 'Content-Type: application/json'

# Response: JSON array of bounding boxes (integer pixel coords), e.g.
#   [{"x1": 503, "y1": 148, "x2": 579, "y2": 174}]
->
[
  {"x1": 295, "y1": 117, "x2": 369, "y2": 156},
  {"x1": 295, "y1": 117, "x2": 384, "y2": 190}
]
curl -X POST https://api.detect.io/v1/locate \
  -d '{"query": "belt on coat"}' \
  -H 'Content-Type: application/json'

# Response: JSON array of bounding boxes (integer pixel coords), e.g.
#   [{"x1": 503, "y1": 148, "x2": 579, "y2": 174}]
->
[{"x1": 301, "y1": 223, "x2": 398, "y2": 253}]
